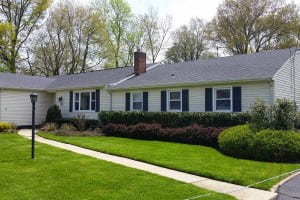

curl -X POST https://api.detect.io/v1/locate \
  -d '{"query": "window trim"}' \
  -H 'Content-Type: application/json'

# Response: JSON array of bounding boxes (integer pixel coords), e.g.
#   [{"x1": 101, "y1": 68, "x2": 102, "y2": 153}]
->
[
  {"x1": 73, "y1": 90, "x2": 97, "y2": 112},
  {"x1": 213, "y1": 87, "x2": 233, "y2": 112},
  {"x1": 131, "y1": 92, "x2": 143, "y2": 111},
  {"x1": 167, "y1": 90, "x2": 182, "y2": 112}
]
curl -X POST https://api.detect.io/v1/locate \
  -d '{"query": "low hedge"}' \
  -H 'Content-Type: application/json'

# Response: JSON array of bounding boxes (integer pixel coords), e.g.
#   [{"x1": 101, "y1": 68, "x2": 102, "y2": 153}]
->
[
  {"x1": 103, "y1": 123, "x2": 224, "y2": 147},
  {"x1": 0, "y1": 122, "x2": 12, "y2": 132},
  {"x1": 99, "y1": 111, "x2": 250, "y2": 128},
  {"x1": 218, "y1": 125, "x2": 300, "y2": 162}
]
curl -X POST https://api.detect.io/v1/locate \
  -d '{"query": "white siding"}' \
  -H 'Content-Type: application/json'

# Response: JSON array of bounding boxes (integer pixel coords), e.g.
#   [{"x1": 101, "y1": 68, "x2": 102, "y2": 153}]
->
[
  {"x1": 273, "y1": 57, "x2": 295, "y2": 102},
  {"x1": 112, "y1": 91, "x2": 125, "y2": 111},
  {"x1": 295, "y1": 52, "x2": 300, "y2": 111},
  {"x1": 55, "y1": 88, "x2": 109, "y2": 120},
  {"x1": 111, "y1": 81, "x2": 272, "y2": 112},
  {"x1": 0, "y1": 89, "x2": 53, "y2": 126},
  {"x1": 241, "y1": 82, "x2": 272, "y2": 111}
]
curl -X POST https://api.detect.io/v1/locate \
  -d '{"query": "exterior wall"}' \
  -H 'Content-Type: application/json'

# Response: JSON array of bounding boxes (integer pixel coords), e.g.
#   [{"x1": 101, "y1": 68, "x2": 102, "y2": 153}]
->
[
  {"x1": 55, "y1": 88, "x2": 110, "y2": 120},
  {"x1": 0, "y1": 89, "x2": 54, "y2": 126},
  {"x1": 273, "y1": 57, "x2": 295, "y2": 102},
  {"x1": 111, "y1": 81, "x2": 272, "y2": 112},
  {"x1": 273, "y1": 52, "x2": 300, "y2": 111},
  {"x1": 295, "y1": 52, "x2": 300, "y2": 111}
]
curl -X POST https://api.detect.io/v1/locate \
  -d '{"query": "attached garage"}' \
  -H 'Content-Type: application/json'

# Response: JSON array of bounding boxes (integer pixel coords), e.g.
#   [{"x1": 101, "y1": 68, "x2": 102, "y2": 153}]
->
[{"x1": 0, "y1": 73, "x2": 55, "y2": 126}]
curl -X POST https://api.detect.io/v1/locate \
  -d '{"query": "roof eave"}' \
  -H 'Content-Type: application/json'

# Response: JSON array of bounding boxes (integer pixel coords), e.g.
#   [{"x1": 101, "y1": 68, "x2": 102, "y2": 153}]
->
[
  {"x1": 109, "y1": 77, "x2": 273, "y2": 91},
  {"x1": 46, "y1": 85, "x2": 106, "y2": 92},
  {"x1": 0, "y1": 87, "x2": 49, "y2": 91}
]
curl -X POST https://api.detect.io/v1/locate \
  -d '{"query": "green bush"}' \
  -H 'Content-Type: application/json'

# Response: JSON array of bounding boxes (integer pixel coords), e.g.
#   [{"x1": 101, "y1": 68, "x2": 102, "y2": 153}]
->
[
  {"x1": 254, "y1": 129, "x2": 300, "y2": 162},
  {"x1": 249, "y1": 99, "x2": 270, "y2": 131},
  {"x1": 99, "y1": 111, "x2": 250, "y2": 128},
  {"x1": 0, "y1": 122, "x2": 13, "y2": 132},
  {"x1": 271, "y1": 99, "x2": 297, "y2": 130},
  {"x1": 218, "y1": 125, "x2": 255, "y2": 158},
  {"x1": 46, "y1": 105, "x2": 62, "y2": 123},
  {"x1": 249, "y1": 98, "x2": 297, "y2": 131},
  {"x1": 218, "y1": 125, "x2": 300, "y2": 162}
]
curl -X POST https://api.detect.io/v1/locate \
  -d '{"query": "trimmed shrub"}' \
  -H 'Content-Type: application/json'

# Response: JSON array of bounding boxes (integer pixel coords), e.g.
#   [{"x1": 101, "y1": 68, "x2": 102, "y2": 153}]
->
[
  {"x1": 46, "y1": 105, "x2": 62, "y2": 123},
  {"x1": 99, "y1": 111, "x2": 250, "y2": 128},
  {"x1": 218, "y1": 125, "x2": 300, "y2": 162},
  {"x1": 254, "y1": 130, "x2": 300, "y2": 162},
  {"x1": 103, "y1": 123, "x2": 224, "y2": 147},
  {"x1": 218, "y1": 125, "x2": 255, "y2": 159},
  {"x1": 0, "y1": 122, "x2": 13, "y2": 132}
]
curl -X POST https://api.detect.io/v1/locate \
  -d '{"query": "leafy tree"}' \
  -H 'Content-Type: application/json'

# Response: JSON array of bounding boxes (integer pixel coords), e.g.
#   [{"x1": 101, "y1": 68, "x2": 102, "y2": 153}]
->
[
  {"x1": 165, "y1": 18, "x2": 213, "y2": 63},
  {"x1": 0, "y1": 0, "x2": 51, "y2": 73},
  {"x1": 207, "y1": 0, "x2": 299, "y2": 54},
  {"x1": 26, "y1": 1, "x2": 105, "y2": 76},
  {"x1": 95, "y1": 0, "x2": 133, "y2": 68},
  {"x1": 140, "y1": 7, "x2": 172, "y2": 63}
]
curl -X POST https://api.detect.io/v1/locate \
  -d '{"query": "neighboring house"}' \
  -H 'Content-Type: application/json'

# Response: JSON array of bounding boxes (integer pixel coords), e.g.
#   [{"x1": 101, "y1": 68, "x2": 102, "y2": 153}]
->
[{"x1": 0, "y1": 48, "x2": 299, "y2": 126}]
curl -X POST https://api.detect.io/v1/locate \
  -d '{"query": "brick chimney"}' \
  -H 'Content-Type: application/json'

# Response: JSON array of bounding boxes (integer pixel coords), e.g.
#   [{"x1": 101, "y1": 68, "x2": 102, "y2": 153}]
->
[{"x1": 134, "y1": 49, "x2": 146, "y2": 75}]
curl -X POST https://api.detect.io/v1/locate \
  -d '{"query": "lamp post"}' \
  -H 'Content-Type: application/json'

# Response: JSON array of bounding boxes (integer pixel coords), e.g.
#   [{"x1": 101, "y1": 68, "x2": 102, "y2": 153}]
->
[{"x1": 30, "y1": 93, "x2": 38, "y2": 159}]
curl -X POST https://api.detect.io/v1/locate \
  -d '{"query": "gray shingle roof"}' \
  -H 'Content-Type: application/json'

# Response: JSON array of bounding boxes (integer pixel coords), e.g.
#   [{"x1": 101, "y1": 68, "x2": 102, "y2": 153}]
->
[
  {"x1": 46, "y1": 66, "x2": 135, "y2": 90},
  {"x1": 0, "y1": 48, "x2": 295, "y2": 91},
  {"x1": 0, "y1": 73, "x2": 55, "y2": 90},
  {"x1": 111, "y1": 48, "x2": 296, "y2": 89}
]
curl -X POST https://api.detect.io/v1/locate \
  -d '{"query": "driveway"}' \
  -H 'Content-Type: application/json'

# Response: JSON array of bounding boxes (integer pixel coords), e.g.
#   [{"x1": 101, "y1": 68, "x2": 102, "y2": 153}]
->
[{"x1": 276, "y1": 174, "x2": 300, "y2": 200}]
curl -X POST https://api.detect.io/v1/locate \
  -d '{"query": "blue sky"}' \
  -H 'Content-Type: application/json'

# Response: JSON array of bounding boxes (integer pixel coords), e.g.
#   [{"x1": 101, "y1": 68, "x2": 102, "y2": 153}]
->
[{"x1": 127, "y1": 0, "x2": 300, "y2": 28}]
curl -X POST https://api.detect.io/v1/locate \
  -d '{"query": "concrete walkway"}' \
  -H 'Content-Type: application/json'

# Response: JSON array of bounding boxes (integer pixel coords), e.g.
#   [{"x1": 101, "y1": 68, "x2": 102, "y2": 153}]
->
[{"x1": 19, "y1": 130, "x2": 277, "y2": 200}]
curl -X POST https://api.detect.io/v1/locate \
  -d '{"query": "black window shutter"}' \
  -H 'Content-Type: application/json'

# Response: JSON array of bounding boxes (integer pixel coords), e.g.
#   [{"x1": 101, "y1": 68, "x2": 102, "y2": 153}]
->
[
  {"x1": 182, "y1": 89, "x2": 189, "y2": 112},
  {"x1": 69, "y1": 91, "x2": 73, "y2": 112},
  {"x1": 161, "y1": 91, "x2": 167, "y2": 111},
  {"x1": 233, "y1": 86, "x2": 242, "y2": 112},
  {"x1": 143, "y1": 92, "x2": 148, "y2": 112},
  {"x1": 96, "y1": 89, "x2": 100, "y2": 112},
  {"x1": 205, "y1": 88, "x2": 213, "y2": 112},
  {"x1": 125, "y1": 92, "x2": 130, "y2": 111}
]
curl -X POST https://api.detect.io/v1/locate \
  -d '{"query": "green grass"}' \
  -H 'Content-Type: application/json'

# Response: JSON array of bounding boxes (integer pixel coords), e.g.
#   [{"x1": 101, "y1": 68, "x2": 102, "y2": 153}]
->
[
  {"x1": 0, "y1": 133, "x2": 234, "y2": 200},
  {"x1": 39, "y1": 132, "x2": 300, "y2": 190}
]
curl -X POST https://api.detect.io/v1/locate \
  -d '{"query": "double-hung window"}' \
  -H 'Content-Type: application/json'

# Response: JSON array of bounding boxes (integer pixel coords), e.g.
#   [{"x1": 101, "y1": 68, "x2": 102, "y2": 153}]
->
[
  {"x1": 132, "y1": 93, "x2": 143, "y2": 111},
  {"x1": 168, "y1": 91, "x2": 181, "y2": 111},
  {"x1": 74, "y1": 91, "x2": 96, "y2": 112},
  {"x1": 214, "y1": 88, "x2": 232, "y2": 112}
]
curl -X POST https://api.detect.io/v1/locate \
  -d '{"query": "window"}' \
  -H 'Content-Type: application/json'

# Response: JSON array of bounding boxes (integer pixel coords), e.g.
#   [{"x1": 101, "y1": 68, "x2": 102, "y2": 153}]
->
[
  {"x1": 214, "y1": 88, "x2": 232, "y2": 111},
  {"x1": 74, "y1": 91, "x2": 96, "y2": 111},
  {"x1": 168, "y1": 91, "x2": 181, "y2": 111},
  {"x1": 132, "y1": 93, "x2": 143, "y2": 111}
]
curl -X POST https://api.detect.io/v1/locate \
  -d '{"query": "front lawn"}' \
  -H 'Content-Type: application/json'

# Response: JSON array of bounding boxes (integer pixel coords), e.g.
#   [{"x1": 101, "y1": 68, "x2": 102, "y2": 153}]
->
[
  {"x1": 39, "y1": 132, "x2": 300, "y2": 190},
  {"x1": 0, "y1": 133, "x2": 234, "y2": 200}
]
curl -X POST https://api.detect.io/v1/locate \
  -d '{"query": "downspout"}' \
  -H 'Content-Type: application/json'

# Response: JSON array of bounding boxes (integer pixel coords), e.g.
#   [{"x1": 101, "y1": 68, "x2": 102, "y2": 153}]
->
[{"x1": 269, "y1": 80, "x2": 274, "y2": 106}]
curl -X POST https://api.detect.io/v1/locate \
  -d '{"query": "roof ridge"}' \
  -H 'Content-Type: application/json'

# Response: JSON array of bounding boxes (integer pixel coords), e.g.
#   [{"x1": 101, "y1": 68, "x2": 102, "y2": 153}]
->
[{"x1": 161, "y1": 47, "x2": 297, "y2": 68}]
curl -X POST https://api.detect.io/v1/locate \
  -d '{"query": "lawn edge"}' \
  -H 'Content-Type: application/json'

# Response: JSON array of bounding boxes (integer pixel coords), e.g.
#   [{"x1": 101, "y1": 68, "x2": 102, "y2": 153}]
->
[{"x1": 37, "y1": 132, "x2": 290, "y2": 191}]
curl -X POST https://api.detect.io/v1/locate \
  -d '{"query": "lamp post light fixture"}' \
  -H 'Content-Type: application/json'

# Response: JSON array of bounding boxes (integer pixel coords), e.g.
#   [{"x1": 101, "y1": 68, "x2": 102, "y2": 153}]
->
[{"x1": 30, "y1": 93, "x2": 38, "y2": 159}]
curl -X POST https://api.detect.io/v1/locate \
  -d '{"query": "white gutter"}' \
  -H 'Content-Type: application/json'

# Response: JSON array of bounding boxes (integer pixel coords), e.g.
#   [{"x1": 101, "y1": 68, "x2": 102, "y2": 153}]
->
[{"x1": 109, "y1": 77, "x2": 273, "y2": 91}]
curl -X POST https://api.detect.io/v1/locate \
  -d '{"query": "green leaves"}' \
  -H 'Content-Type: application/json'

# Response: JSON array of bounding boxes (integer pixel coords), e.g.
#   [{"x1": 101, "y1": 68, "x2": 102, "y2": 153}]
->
[{"x1": 208, "y1": 0, "x2": 300, "y2": 54}]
